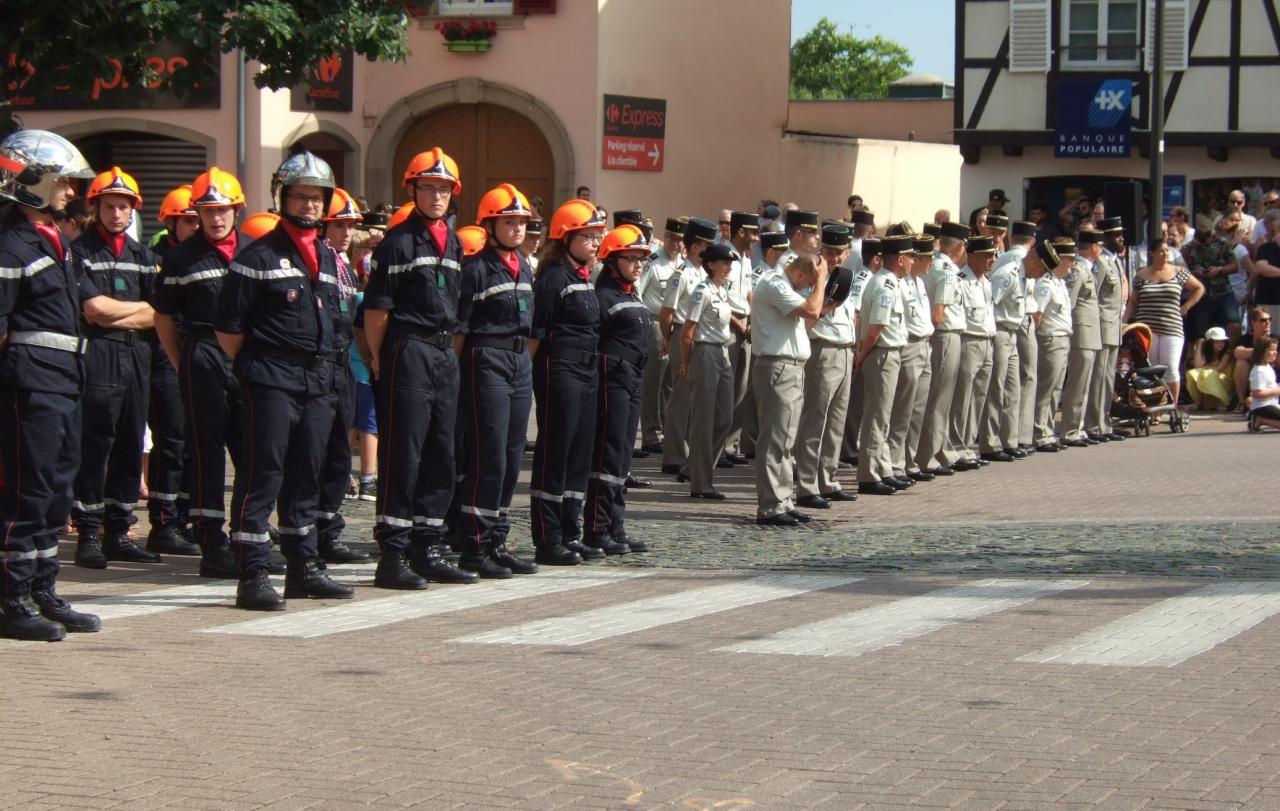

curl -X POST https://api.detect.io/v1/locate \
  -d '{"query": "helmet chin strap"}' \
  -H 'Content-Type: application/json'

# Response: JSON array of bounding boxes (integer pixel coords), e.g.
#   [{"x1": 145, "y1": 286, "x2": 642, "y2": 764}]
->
[{"x1": 281, "y1": 185, "x2": 325, "y2": 229}]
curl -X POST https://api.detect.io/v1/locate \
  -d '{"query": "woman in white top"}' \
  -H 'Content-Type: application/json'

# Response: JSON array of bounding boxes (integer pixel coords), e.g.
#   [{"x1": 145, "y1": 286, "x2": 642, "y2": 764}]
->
[
  {"x1": 1247, "y1": 337, "x2": 1280, "y2": 432},
  {"x1": 679, "y1": 243, "x2": 741, "y2": 498}
]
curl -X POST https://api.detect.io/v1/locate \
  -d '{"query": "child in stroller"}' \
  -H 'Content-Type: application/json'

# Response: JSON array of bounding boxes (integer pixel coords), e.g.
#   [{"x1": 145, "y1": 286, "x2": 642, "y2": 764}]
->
[{"x1": 1111, "y1": 323, "x2": 1192, "y2": 436}]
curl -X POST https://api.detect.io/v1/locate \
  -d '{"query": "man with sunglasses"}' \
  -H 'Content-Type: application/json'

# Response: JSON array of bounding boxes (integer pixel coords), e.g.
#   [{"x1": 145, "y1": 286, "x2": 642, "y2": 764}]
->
[
  {"x1": 1253, "y1": 213, "x2": 1280, "y2": 335},
  {"x1": 1251, "y1": 192, "x2": 1280, "y2": 249},
  {"x1": 1234, "y1": 308, "x2": 1277, "y2": 407}
]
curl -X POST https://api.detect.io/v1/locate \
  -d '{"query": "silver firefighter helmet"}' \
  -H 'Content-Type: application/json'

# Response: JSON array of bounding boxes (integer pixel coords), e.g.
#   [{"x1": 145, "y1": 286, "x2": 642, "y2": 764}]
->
[
  {"x1": 271, "y1": 150, "x2": 336, "y2": 228},
  {"x1": 0, "y1": 129, "x2": 95, "y2": 210}
]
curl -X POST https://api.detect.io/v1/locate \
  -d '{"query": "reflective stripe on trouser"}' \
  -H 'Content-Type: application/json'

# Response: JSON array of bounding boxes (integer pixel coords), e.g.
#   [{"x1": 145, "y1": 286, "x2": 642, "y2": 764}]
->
[
  {"x1": 724, "y1": 331, "x2": 751, "y2": 453},
  {"x1": 949, "y1": 336, "x2": 994, "y2": 462},
  {"x1": 1060, "y1": 346, "x2": 1097, "y2": 441},
  {"x1": 1034, "y1": 335, "x2": 1070, "y2": 445},
  {"x1": 72, "y1": 338, "x2": 150, "y2": 534},
  {"x1": 686, "y1": 342, "x2": 734, "y2": 495},
  {"x1": 531, "y1": 352, "x2": 598, "y2": 549},
  {"x1": 374, "y1": 338, "x2": 458, "y2": 553},
  {"x1": 753, "y1": 356, "x2": 804, "y2": 518},
  {"x1": 585, "y1": 354, "x2": 643, "y2": 542},
  {"x1": 639, "y1": 319, "x2": 667, "y2": 446},
  {"x1": 229, "y1": 382, "x2": 336, "y2": 571},
  {"x1": 916, "y1": 331, "x2": 961, "y2": 471},
  {"x1": 889, "y1": 340, "x2": 928, "y2": 476},
  {"x1": 317, "y1": 364, "x2": 356, "y2": 544},
  {"x1": 794, "y1": 343, "x2": 853, "y2": 498},
  {"x1": 840, "y1": 366, "x2": 864, "y2": 460},
  {"x1": 660, "y1": 332, "x2": 691, "y2": 467},
  {"x1": 0, "y1": 388, "x2": 78, "y2": 597},
  {"x1": 147, "y1": 350, "x2": 187, "y2": 527},
  {"x1": 180, "y1": 339, "x2": 242, "y2": 548},
  {"x1": 455, "y1": 346, "x2": 532, "y2": 554},
  {"x1": 979, "y1": 329, "x2": 1020, "y2": 454},
  {"x1": 857, "y1": 345, "x2": 902, "y2": 483},
  {"x1": 1016, "y1": 318, "x2": 1039, "y2": 447},
  {"x1": 1086, "y1": 343, "x2": 1119, "y2": 434}
]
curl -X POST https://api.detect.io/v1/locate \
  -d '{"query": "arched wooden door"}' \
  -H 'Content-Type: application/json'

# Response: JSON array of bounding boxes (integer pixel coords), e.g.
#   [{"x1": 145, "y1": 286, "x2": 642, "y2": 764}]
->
[{"x1": 393, "y1": 102, "x2": 555, "y2": 225}]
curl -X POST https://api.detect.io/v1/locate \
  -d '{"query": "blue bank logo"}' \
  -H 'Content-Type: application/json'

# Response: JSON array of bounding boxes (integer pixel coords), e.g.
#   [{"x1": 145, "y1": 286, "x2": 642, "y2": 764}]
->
[{"x1": 1087, "y1": 80, "x2": 1131, "y2": 127}]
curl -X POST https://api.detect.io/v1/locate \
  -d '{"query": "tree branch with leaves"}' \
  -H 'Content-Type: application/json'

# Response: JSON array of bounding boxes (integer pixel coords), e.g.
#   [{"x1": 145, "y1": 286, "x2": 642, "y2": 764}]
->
[{"x1": 789, "y1": 17, "x2": 913, "y2": 100}]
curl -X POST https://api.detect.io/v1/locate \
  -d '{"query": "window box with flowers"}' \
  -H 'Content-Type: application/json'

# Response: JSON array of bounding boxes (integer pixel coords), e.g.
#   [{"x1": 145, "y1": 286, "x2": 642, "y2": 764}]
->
[{"x1": 437, "y1": 18, "x2": 498, "y2": 53}]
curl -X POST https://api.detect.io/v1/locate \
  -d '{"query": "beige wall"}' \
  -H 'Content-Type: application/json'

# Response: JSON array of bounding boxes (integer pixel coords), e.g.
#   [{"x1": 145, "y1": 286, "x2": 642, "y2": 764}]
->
[{"x1": 787, "y1": 100, "x2": 954, "y2": 144}]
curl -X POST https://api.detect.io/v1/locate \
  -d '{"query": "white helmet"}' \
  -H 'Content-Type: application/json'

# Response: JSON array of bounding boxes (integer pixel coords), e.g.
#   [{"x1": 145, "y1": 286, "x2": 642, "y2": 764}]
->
[{"x1": 0, "y1": 130, "x2": 95, "y2": 210}]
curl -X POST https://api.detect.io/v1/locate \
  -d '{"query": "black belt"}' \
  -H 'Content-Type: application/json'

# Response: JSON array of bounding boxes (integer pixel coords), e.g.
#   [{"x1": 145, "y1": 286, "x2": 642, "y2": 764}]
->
[
  {"x1": 547, "y1": 345, "x2": 598, "y2": 365},
  {"x1": 83, "y1": 325, "x2": 141, "y2": 345},
  {"x1": 599, "y1": 341, "x2": 646, "y2": 366},
  {"x1": 252, "y1": 343, "x2": 343, "y2": 371},
  {"x1": 468, "y1": 335, "x2": 528, "y2": 352},
  {"x1": 394, "y1": 324, "x2": 453, "y2": 349},
  {"x1": 185, "y1": 326, "x2": 221, "y2": 346}
]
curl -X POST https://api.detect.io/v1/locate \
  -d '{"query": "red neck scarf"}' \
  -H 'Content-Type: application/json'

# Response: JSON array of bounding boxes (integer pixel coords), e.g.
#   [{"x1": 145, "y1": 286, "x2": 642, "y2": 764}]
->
[
  {"x1": 571, "y1": 260, "x2": 590, "y2": 281},
  {"x1": 205, "y1": 230, "x2": 239, "y2": 265},
  {"x1": 496, "y1": 249, "x2": 520, "y2": 281},
  {"x1": 96, "y1": 225, "x2": 127, "y2": 259},
  {"x1": 281, "y1": 221, "x2": 320, "y2": 280},
  {"x1": 424, "y1": 216, "x2": 448, "y2": 257},
  {"x1": 619, "y1": 280, "x2": 635, "y2": 294},
  {"x1": 33, "y1": 222, "x2": 64, "y2": 260}
]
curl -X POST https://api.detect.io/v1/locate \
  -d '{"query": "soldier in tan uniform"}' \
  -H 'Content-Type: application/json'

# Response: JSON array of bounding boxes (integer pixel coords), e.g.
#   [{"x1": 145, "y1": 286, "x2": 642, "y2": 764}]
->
[
  {"x1": 636, "y1": 217, "x2": 686, "y2": 453},
  {"x1": 1032, "y1": 240, "x2": 1074, "y2": 451},
  {"x1": 855, "y1": 234, "x2": 912, "y2": 495},
  {"x1": 949, "y1": 235, "x2": 997, "y2": 470},
  {"x1": 724, "y1": 212, "x2": 759, "y2": 463},
  {"x1": 980, "y1": 227, "x2": 1029, "y2": 461},
  {"x1": 1060, "y1": 229, "x2": 1104, "y2": 447},
  {"x1": 890, "y1": 235, "x2": 936, "y2": 482},
  {"x1": 1086, "y1": 216, "x2": 1129, "y2": 442},
  {"x1": 916, "y1": 222, "x2": 970, "y2": 475}
]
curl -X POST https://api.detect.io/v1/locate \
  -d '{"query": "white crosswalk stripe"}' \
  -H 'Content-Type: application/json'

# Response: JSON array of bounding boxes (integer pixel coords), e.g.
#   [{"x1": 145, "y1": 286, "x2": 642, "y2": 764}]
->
[
  {"x1": 454, "y1": 574, "x2": 861, "y2": 647},
  {"x1": 719, "y1": 578, "x2": 1087, "y2": 658},
  {"x1": 200, "y1": 569, "x2": 646, "y2": 639},
  {"x1": 1018, "y1": 581, "x2": 1280, "y2": 667}
]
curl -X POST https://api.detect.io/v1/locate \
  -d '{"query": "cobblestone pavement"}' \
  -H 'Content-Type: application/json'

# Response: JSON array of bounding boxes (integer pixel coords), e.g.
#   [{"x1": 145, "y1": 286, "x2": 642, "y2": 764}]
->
[{"x1": 2, "y1": 411, "x2": 1278, "y2": 810}]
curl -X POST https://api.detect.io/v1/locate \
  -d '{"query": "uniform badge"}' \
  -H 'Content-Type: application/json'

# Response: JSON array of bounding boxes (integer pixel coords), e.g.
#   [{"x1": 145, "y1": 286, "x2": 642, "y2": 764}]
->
[
  {"x1": 280, "y1": 259, "x2": 291, "y2": 269},
  {"x1": 286, "y1": 289, "x2": 299, "y2": 302},
  {"x1": 880, "y1": 293, "x2": 892, "y2": 309}
]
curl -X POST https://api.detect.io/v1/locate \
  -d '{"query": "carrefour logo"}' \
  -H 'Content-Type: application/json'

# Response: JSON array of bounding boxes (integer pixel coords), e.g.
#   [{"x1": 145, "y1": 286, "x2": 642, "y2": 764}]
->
[{"x1": 1088, "y1": 79, "x2": 1131, "y2": 128}]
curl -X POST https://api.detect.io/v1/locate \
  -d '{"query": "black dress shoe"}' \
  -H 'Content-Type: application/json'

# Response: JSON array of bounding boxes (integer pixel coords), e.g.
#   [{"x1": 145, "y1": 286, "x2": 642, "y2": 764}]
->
[
  {"x1": 104, "y1": 533, "x2": 162, "y2": 564},
  {"x1": 725, "y1": 453, "x2": 749, "y2": 465},
  {"x1": 690, "y1": 490, "x2": 726, "y2": 500},
  {"x1": 493, "y1": 542, "x2": 539, "y2": 574},
  {"x1": 319, "y1": 537, "x2": 371, "y2": 564},
  {"x1": 1063, "y1": 438, "x2": 1089, "y2": 448},
  {"x1": 236, "y1": 568, "x2": 286, "y2": 611},
  {"x1": 409, "y1": 544, "x2": 478, "y2": 584},
  {"x1": 928, "y1": 466, "x2": 955, "y2": 476},
  {"x1": 146, "y1": 524, "x2": 201, "y2": 556},
  {"x1": 908, "y1": 471, "x2": 936, "y2": 482},
  {"x1": 887, "y1": 476, "x2": 914, "y2": 489},
  {"x1": 1087, "y1": 432, "x2": 1109, "y2": 443},
  {"x1": 756, "y1": 512, "x2": 799, "y2": 527},
  {"x1": 199, "y1": 544, "x2": 240, "y2": 579},
  {"x1": 624, "y1": 475, "x2": 652, "y2": 489},
  {"x1": 857, "y1": 480, "x2": 897, "y2": 496},
  {"x1": 821, "y1": 489, "x2": 858, "y2": 502},
  {"x1": 622, "y1": 535, "x2": 649, "y2": 553},
  {"x1": 840, "y1": 455, "x2": 858, "y2": 466},
  {"x1": 1004, "y1": 447, "x2": 1027, "y2": 459},
  {"x1": 952, "y1": 459, "x2": 979, "y2": 471},
  {"x1": 1018, "y1": 443, "x2": 1036, "y2": 454},
  {"x1": 1106, "y1": 432, "x2": 1127, "y2": 442},
  {"x1": 974, "y1": 458, "x2": 990, "y2": 467},
  {"x1": 284, "y1": 558, "x2": 355, "y2": 600},
  {"x1": 585, "y1": 536, "x2": 630, "y2": 556},
  {"x1": 1036, "y1": 443, "x2": 1061, "y2": 453},
  {"x1": 631, "y1": 448, "x2": 650, "y2": 459},
  {"x1": 661, "y1": 464, "x2": 682, "y2": 475},
  {"x1": 75, "y1": 532, "x2": 108, "y2": 569},
  {"x1": 640, "y1": 442, "x2": 664, "y2": 454},
  {"x1": 1083, "y1": 436, "x2": 1101, "y2": 445},
  {"x1": 980, "y1": 451, "x2": 1014, "y2": 463},
  {"x1": 564, "y1": 540, "x2": 605, "y2": 560},
  {"x1": 374, "y1": 550, "x2": 429, "y2": 590},
  {"x1": 31, "y1": 584, "x2": 100, "y2": 633},
  {"x1": 836, "y1": 461, "x2": 854, "y2": 471},
  {"x1": 716, "y1": 455, "x2": 735, "y2": 469},
  {"x1": 787, "y1": 509, "x2": 813, "y2": 523},
  {"x1": 795, "y1": 494, "x2": 831, "y2": 509},
  {"x1": 676, "y1": 473, "x2": 689, "y2": 484},
  {"x1": 0, "y1": 595, "x2": 67, "y2": 641},
  {"x1": 459, "y1": 553, "x2": 513, "y2": 579},
  {"x1": 534, "y1": 544, "x2": 582, "y2": 566}
]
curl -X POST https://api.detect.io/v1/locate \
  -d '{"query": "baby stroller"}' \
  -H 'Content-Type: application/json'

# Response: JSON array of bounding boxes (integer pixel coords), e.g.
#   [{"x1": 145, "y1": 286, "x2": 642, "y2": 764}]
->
[{"x1": 1111, "y1": 323, "x2": 1191, "y2": 436}]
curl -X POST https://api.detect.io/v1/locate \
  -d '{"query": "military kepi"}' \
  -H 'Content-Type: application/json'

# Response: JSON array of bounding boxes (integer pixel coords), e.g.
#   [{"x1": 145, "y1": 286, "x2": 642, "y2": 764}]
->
[
  {"x1": 784, "y1": 209, "x2": 820, "y2": 233},
  {"x1": 665, "y1": 216, "x2": 688, "y2": 237},
  {"x1": 821, "y1": 223, "x2": 851, "y2": 250},
  {"x1": 759, "y1": 231, "x2": 788, "y2": 251},
  {"x1": 613, "y1": 209, "x2": 644, "y2": 228},
  {"x1": 729, "y1": 211, "x2": 758, "y2": 233},
  {"x1": 685, "y1": 217, "x2": 718, "y2": 243},
  {"x1": 1010, "y1": 220, "x2": 1036, "y2": 237},
  {"x1": 940, "y1": 221, "x2": 971, "y2": 240},
  {"x1": 966, "y1": 235, "x2": 996, "y2": 253},
  {"x1": 1098, "y1": 216, "x2": 1124, "y2": 233}
]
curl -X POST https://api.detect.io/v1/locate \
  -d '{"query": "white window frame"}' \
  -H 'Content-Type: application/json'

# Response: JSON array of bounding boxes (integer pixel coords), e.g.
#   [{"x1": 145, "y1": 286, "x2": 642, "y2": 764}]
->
[
  {"x1": 1061, "y1": 0, "x2": 1142, "y2": 70},
  {"x1": 437, "y1": 0, "x2": 515, "y2": 16}
]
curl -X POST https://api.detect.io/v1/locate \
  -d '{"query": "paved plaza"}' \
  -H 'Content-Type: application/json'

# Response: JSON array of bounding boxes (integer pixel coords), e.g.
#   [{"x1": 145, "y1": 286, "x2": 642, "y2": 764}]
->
[{"x1": 3, "y1": 413, "x2": 1278, "y2": 809}]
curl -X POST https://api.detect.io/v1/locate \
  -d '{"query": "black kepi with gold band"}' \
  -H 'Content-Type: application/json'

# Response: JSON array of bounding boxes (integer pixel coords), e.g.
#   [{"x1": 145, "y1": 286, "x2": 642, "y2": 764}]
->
[
  {"x1": 1097, "y1": 216, "x2": 1124, "y2": 233},
  {"x1": 879, "y1": 233, "x2": 914, "y2": 255},
  {"x1": 685, "y1": 216, "x2": 718, "y2": 244},
  {"x1": 913, "y1": 235, "x2": 935, "y2": 256},
  {"x1": 1050, "y1": 237, "x2": 1076, "y2": 257},
  {"x1": 613, "y1": 208, "x2": 644, "y2": 228},
  {"x1": 1076, "y1": 228, "x2": 1105, "y2": 245},
  {"x1": 922, "y1": 222, "x2": 941, "y2": 238},
  {"x1": 851, "y1": 209, "x2": 876, "y2": 227},
  {"x1": 759, "y1": 231, "x2": 787, "y2": 251},
  {"x1": 821, "y1": 222, "x2": 854, "y2": 304},
  {"x1": 665, "y1": 216, "x2": 688, "y2": 238},
  {"x1": 1034, "y1": 240, "x2": 1060, "y2": 267},
  {"x1": 1010, "y1": 220, "x2": 1036, "y2": 237},
  {"x1": 784, "y1": 209, "x2": 820, "y2": 233},
  {"x1": 729, "y1": 211, "x2": 758, "y2": 234},
  {"x1": 939, "y1": 221, "x2": 972, "y2": 241},
  {"x1": 966, "y1": 235, "x2": 997, "y2": 253},
  {"x1": 985, "y1": 214, "x2": 1009, "y2": 231}
]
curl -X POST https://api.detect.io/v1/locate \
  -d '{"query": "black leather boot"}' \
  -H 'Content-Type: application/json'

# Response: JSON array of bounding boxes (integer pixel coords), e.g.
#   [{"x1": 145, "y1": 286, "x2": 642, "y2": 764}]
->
[
  {"x1": 564, "y1": 540, "x2": 605, "y2": 560},
  {"x1": 458, "y1": 551, "x2": 514, "y2": 579},
  {"x1": 235, "y1": 568, "x2": 285, "y2": 611},
  {"x1": 75, "y1": 531, "x2": 108, "y2": 569},
  {"x1": 104, "y1": 532, "x2": 162, "y2": 564},
  {"x1": 492, "y1": 542, "x2": 538, "y2": 574},
  {"x1": 32, "y1": 583, "x2": 100, "y2": 632},
  {"x1": 534, "y1": 544, "x2": 582, "y2": 566},
  {"x1": 1, "y1": 594, "x2": 68, "y2": 641},
  {"x1": 318, "y1": 537, "x2": 371, "y2": 564},
  {"x1": 283, "y1": 558, "x2": 355, "y2": 600},
  {"x1": 409, "y1": 544, "x2": 479, "y2": 584},
  {"x1": 585, "y1": 536, "x2": 630, "y2": 556},
  {"x1": 373, "y1": 549, "x2": 428, "y2": 590},
  {"x1": 199, "y1": 543, "x2": 240, "y2": 579},
  {"x1": 146, "y1": 523, "x2": 200, "y2": 556}
]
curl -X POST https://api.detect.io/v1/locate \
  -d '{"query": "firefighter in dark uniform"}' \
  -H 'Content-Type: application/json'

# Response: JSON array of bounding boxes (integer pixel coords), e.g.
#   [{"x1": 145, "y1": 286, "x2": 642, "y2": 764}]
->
[
  {"x1": 529, "y1": 198, "x2": 609, "y2": 566},
  {"x1": 214, "y1": 152, "x2": 353, "y2": 611},
  {"x1": 584, "y1": 224, "x2": 653, "y2": 555},
  {"x1": 68, "y1": 167, "x2": 170, "y2": 568},
  {"x1": 313, "y1": 187, "x2": 373, "y2": 566},
  {"x1": 451, "y1": 183, "x2": 541, "y2": 579},
  {"x1": 363, "y1": 147, "x2": 465, "y2": 590},
  {"x1": 145, "y1": 185, "x2": 201, "y2": 556},
  {"x1": 0, "y1": 130, "x2": 133, "y2": 640}
]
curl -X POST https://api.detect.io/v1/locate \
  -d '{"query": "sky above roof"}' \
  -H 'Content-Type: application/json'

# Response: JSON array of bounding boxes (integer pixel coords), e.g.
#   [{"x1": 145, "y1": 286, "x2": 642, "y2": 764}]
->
[{"x1": 790, "y1": 0, "x2": 956, "y2": 82}]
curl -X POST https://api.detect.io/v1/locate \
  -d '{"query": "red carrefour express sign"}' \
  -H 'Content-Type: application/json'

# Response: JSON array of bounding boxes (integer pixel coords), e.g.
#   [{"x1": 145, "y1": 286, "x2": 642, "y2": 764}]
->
[{"x1": 602, "y1": 94, "x2": 666, "y2": 172}]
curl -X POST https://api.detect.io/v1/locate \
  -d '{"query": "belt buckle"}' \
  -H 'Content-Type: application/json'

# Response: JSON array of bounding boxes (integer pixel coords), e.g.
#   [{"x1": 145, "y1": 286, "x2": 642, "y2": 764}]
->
[
  {"x1": 308, "y1": 354, "x2": 326, "y2": 371},
  {"x1": 513, "y1": 336, "x2": 528, "y2": 352}
]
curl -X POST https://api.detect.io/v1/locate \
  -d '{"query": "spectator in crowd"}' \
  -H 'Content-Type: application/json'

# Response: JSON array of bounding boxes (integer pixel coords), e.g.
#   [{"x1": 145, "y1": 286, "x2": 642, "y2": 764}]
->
[
  {"x1": 969, "y1": 188, "x2": 1008, "y2": 229},
  {"x1": 968, "y1": 206, "x2": 987, "y2": 233},
  {"x1": 1247, "y1": 337, "x2": 1280, "y2": 432},
  {"x1": 933, "y1": 209, "x2": 950, "y2": 226},
  {"x1": 1167, "y1": 206, "x2": 1193, "y2": 247},
  {"x1": 1216, "y1": 189, "x2": 1256, "y2": 245},
  {"x1": 1027, "y1": 201, "x2": 1058, "y2": 244},
  {"x1": 1126, "y1": 238, "x2": 1205, "y2": 410},
  {"x1": 1253, "y1": 211, "x2": 1280, "y2": 330},
  {"x1": 1232, "y1": 307, "x2": 1275, "y2": 411},
  {"x1": 717, "y1": 209, "x2": 733, "y2": 244},
  {"x1": 848, "y1": 195, "x2": 864, "y2": 217},
  {"x1": 1182, "y1": 218, "x2": 1239, "y2": 340},
  {"x1": 55, "y1": 198, "x2": 91, "y2": 242},
  {"x1": 576, "y1": 185, "x2": 591, "y2": 201},
  {"x1": 1249, "y1": 191, "x2": 1279, "y2": 247},
  {"x1": 1185, "y1": 326, "x2": 1235, "y2": 411},
  {"x1": 1059, "y1": 195, "x2": 1094, "y2": 234}
]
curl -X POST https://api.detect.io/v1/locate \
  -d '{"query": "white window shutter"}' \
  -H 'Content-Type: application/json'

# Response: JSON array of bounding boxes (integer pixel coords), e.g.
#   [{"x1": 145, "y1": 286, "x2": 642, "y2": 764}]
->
[
  {"x1": 1146, "y1": 0, "x2": 1190, "y2": 71},
  {"x1": 1009, "y1": 0, "x2": 1052, "y2": 72}
]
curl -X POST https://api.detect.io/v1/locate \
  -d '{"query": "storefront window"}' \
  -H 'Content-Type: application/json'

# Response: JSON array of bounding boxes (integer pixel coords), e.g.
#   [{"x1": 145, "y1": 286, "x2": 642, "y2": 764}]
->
[
  {"x1": 437, "y1": 0, "x2": 514, "y2": 15},
  {"x1": 1064, "y1": 0, "x2": 1140, "y2": 67}
]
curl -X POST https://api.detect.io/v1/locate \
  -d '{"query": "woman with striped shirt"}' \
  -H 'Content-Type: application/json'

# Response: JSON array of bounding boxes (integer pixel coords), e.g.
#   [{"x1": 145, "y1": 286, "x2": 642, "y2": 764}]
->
[{"x1": 1125, "y1": 238, "x2": 1205, "y2": 407}]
